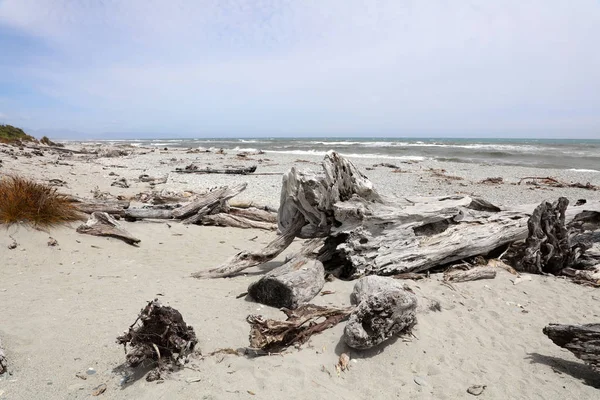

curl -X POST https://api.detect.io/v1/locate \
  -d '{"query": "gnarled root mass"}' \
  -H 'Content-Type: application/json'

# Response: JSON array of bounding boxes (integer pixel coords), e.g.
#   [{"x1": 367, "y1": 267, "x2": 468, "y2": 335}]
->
[
  {"x1": 543, "y1": 323, "x2": 600, "y2": 371},
  {"x1": 117, "y1": 300, "x2": 198, "y2": 381}
]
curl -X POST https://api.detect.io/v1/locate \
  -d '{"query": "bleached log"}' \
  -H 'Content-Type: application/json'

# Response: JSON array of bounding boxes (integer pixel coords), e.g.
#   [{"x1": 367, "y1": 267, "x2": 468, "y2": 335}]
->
[
  {"x1": 201, "y1": 213, "x2": 276, "y2": 230},
  {"x1": 443, "y1": 266, "x2": 497, "y2": 283},
  {"x1": 543, "y1": 323, "x2": 600, "y2": 370},
  {"x1": 76, "y1": 212, "x2": 140, "y2": 245},
  {"x1": 124, "y1": 208, "x2": 173, "y2": 220},
  {"x1": 248, "y1": 257, "x2": 325, "y2": 309},
  {"x1": 67, "y1": 196, "x2": 130, "y2": 215},
  {"x1": 172, "y1": 183, "x2": 247, "y2": 219},
  {"x1": 229, "y1": 207, "x2": 277, "y2": 223},
  {"x1": 344, "y1": 276, "x2": 417, "y2": 349},
  {"x1": 193, "y1": 216, "x2": 305, "y2": 279}
]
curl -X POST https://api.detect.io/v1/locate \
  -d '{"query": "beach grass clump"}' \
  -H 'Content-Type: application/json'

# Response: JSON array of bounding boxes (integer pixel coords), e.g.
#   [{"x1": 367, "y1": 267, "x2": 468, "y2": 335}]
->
[
  {"x1": 0, "y1": 175, "x2": 82, "y2": 227},
  {"x1": 0, "y1": 125, "x2": 36, "y2": 144}
]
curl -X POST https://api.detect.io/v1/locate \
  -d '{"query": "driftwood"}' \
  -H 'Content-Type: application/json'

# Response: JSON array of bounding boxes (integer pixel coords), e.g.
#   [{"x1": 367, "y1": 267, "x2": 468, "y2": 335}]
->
[
  {"x1": 139, "y1": 174, "x2": 167, "y2": 184},
  {"x1": 518, "y1": 176, "x2": 598, "y2": 190},
  {"x1": 248, "y1": 257, "x2": 325, "y2": 309},
  {"x1": 229, "y1": 207, "x2": 277, "y2": 223},
  {"x1": 124, "y1": 208, "x2": 174, "y2": 220},
  {"x1": 117, "y1": 300, "x2": 198, "y2": 381},
  {"x1": 172, "y1": 183, "x2": 247, "y2": 220},
  {"x1": 344, "y1": 276, "x2": 417, "y2": 349},
  {"x1": 174, "y1": 165, "x2": 257, "y2": 175},
  {"x1": 247, "y1": 304, "x2": 353, "y2": 352},
  {"x1": 201, "y1": 213, "x2": 276, "y2": 230},
  {"x1": 209, "y1": 152, "x2": 600, "y2": 280},
  {"x1": 443, "y1": 266, "x2": 497, "y2": 283},
  {"x1": 76, "y1": 212, "x2": 140, "y2": 245},
  {"x1": 111, "y1": 177, "x2": 129, "y2": 188},
  {"x1": 0, "y1": 337, "x2": 7, "y2": 375},
  {"x1": 67, "y1": 196, "x2": 130, "y2": 215},
  {"x1": 543, "y1": 323, "x2": 600, "y2": 371}
]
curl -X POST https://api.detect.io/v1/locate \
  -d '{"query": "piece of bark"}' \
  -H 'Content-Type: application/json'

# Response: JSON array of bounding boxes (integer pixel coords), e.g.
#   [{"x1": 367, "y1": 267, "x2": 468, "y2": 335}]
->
[
  {"x1": 193, "y1": 215, "x2": 305, "y2": 279},
  {"x1": 201, "y1": 213, "x2": 276, "y2": 231},
  {"x1": 248, "y1": 257, "x2": 325, "y2": 309},
  {"x1": 0, "y1": 337, "x2": 7, "y2": 375},
  {"x1": 117, "y1": 300, "x2": 197, "y2": 380},
  {"x1": 443, "y1": 266, "x2": 497, "y2": 283},
  {"x1": 229, "y1": 207, "x2": 277, "y2": 223},
  {"x1": 174, "y1": 165, "x2": 257, "y2": 175},
  {"x1": 543, "y1": 323, "x2": 600, "y2": 370},
  {"x1": 172, "y1": 183, "x2": 247, "y2": 219},
  {"x1": 77, "y1": 212, "x2": 140, "y2": 245},
  {"x1": 247, "y1": 304, "x2": 353, "y2": 352},
  {"x1": 344, "y1": 276, "x2": 417, "y2": 350}
]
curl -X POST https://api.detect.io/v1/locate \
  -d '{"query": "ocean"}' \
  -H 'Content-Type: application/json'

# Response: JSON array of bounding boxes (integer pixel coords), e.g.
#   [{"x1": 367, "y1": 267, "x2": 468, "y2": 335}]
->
[{"x1": 96, "y1": 138, "x2": 600, "y2": 172}]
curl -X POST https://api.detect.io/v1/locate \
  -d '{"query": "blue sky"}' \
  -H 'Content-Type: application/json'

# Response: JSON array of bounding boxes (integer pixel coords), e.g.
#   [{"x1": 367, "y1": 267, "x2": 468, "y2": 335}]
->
[{"x1": 0, "y1": 0, "x2": 599, "y2": 139}]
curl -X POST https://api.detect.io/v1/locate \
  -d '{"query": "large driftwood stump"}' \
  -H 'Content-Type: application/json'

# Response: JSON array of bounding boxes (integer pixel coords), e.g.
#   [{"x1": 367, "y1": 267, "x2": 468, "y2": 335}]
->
[
  {"x1": 0, "y1": 337, "x2": 7, "y2": 375},
  {"x1": 76, "y1": 212, "x2": 140, "y2": 245},
  {"x1": 344, "y1": 276, "x2": 417, "y2": 349},
  {"x1": 543, "y1": 323, "x2": 600, "y2": 371},
  {"x1": 248, "y1": 257, "x2": 325, "y2": 309},
  {"x1": 117, "y1": 300, "x2": 198, "y2": 381}
]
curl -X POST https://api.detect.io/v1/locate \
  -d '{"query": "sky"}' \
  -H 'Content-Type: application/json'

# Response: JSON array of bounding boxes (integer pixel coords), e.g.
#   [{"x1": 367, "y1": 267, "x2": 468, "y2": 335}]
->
[{"x1": 0, "y1": 0, "x2": 599, "y2": 139}]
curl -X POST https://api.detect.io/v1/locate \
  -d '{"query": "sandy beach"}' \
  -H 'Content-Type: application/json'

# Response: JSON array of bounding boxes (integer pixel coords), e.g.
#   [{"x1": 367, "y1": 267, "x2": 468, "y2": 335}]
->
[{"x1": 1, "y1": 142, "x2": 600, "y2": 400}]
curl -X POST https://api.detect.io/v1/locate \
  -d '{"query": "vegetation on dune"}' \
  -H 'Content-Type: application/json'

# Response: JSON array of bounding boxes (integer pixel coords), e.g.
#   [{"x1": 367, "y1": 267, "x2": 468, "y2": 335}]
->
[
  {"x1": 0, "y1": 176, "x2": 83, "y2": 227},
  {"x1": 0, "y1": 125, "x2": 36, "y2": 144}
]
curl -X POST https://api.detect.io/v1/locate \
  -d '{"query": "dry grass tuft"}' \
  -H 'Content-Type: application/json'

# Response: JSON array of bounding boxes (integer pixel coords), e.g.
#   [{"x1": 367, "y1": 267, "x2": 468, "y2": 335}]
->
[{"x1": 0, "y1": 175, "x2": 83, "y2": 227}]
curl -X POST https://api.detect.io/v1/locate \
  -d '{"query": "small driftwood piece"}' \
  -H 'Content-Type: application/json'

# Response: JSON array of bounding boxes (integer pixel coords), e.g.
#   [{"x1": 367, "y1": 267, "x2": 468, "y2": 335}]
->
[
  {"x1": 117, "y1": 300, "x2": 198, "y2": 381},
  {"x1": 247, "y1": 304, "x2": 353, "y2": 352},
  {"x1": 344, "y1": 276, "x2": 417, "y2": 349},
  {"x1": 77, "y1": 212, "x2": 140, "y2": 245},
  {"x1": 518, "y1": 176, "x2": 597, "y2": 190},
  {"x1": 172, "y1": 183, "x2": 247, "y2": 220},
  {"x1": 139, "y1": 174, "x2": 167, "y2": 184},
  {"x1": 443, "y1": 266, "x2": 497, "y2": 283},
  {"x1": 174, "y1": 165, "x2": 257, "y2": 175},
  {"x1": 194, "y1": 216, "x2": 305, "y2": 279},
  {"x1": 248, "y1": 257, "x2": 325, "y2": 309},
  {"x1": 543, "y1": 323, "x2": 600, "y2": 371},
  {"x1": 0, "y1": 337, "x2": 7, "y2": 375},
  {"x1": 201, "y1": 213, "x2": 276, "y2": 230}
]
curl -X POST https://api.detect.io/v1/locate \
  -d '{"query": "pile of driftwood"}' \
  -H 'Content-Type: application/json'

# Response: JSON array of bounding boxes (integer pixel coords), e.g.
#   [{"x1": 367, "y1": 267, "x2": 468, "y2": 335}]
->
[
  {"x1": 71, "y1": 183, "x2": 278, "y2": 244},
  {"x1": 189, "y1": 151, "x2": 600, "y2": 359}
]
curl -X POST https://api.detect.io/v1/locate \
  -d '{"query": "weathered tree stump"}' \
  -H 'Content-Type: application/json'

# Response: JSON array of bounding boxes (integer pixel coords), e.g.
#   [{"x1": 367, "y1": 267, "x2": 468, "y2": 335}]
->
[
  {"x1": 543, "y1": 323, "x2": 600, "y2": 371},
  {"x1": 76, "y1": 212, "x2": 140, "y2": 245},
  {"x1": 344, "y1": 276, "x2": 417, "y2": 350},
  {"x1": 117, "y1": 300, "x2": 198, "y2": 381},
  {"x1": 248, "y1": 257, "x2": 325, "y2": 309}
]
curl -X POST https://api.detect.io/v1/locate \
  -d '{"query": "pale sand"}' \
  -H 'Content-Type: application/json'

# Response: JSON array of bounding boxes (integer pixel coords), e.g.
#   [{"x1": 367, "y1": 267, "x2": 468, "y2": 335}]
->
[{"x1": 1, "y1": 143, "x2": 600, "y2": 399}]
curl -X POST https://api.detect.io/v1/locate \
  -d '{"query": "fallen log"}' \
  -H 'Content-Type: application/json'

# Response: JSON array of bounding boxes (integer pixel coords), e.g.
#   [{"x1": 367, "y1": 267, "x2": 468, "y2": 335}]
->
[
  {"x1": 67, "y1": 196, "x2": 130, "y2": 215},
  {"x1": 247, "y1": 257, "x2": 325, "y2": 309},
  {"x1": 172, "y1": 183, "x2": 247, "y2": 219},
  {"x1": 344, "y1": 276, "x2": 417, "y2": 349},
  {"x1": 117, "y1": 299, "x2": 198, "y2": 381},
  {"x1": 174, "y1": 165, "x2": 257, "y2": 175},
  {"x1": 247, "y1": 304, "x2": 353, "y2": 353},
  {"x1": 443, "y1": 266, "x2": 497, "y2": 283},
  {"x1": 0, "y1": 337, "x2": 7, "y2": 375},
  {"x1": 201, "y1": 213, "x2": 276, "y2": 230},
  {"x1": 543, "y1": 323, "x2": 600, "y2": 371},
  {"x1": 229, "y1": 207, "x2": 277, "y2": 223},
  {"x1": 124, "y1": 208, "x2": 173, "y2": 220},
  {"x1": 76, "y1": 212, "x2": 141, "y2": 245}
]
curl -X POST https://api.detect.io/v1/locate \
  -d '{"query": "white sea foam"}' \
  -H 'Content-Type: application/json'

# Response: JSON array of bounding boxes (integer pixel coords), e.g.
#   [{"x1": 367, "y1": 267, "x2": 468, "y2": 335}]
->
[
  {"x1": 569, "y1": 168, "x2": 600, "y2": 173},
  {"x1": 232, "y1": 146, "x2": 260, "y2": 152},
  {"x1": 263, "y1": 149, "x2": 425, "y2": 161}
]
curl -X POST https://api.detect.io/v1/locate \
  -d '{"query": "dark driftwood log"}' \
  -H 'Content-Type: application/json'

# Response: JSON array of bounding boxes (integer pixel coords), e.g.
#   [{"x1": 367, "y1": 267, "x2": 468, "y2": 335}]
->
[
  {"x1": 543, "y1": 323, "x2": 600, "y2": 371},
  {"x1": 174, "y1": 165, "x2": 257, "y2": 175},
  {"x1": 444, "y1": 266, "x2": 497, "y2": 283},
  {"x1": 172, "y1": 183, "x2": 247, "y2": 219},
  {"x1": 344, "y1": 276, "x2": 417, "y2": 349},
  {"x1": 248, "y1": 257, "x2": 325, "y2": 309},
  {"x1": 117, "y1": 300, "x2": 197, "y2": 381},
  {"x1": 0, "y1": 337, "x2": 7, "y2": 375},
  {"x1": 76, "y1": 212, "x2": 141, "y2": 245},
  {"x1": 247, "y1": 304, "x2": 353, "y2": 352},
  {"x1": 194, "y1": 216, "x2": 305, "y2": 279}
]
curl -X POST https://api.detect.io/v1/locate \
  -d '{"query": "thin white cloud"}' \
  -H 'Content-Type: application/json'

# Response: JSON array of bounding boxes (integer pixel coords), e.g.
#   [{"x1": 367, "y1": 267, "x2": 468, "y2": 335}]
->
[{"x1": 0, "y1": 0, "x2": 599, "y2": 136}]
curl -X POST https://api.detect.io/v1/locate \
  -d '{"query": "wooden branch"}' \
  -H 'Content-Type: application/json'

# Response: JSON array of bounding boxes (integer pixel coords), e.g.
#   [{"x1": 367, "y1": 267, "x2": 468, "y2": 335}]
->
[
  {"x1": 124, "y1": 208, "x2": 173, "y2": 220},
  {"x1": 443, "y1": 266, "x2": 497, "y2": 283},
  {"x1": 192, "y1": 216, "x2": 305, "y2": 279},
  {"x1": 172, "y1": 183, "x2": 247, "y2": 219},
  {"x1": 229, "y1": 207, "x2": 277, "y2": 223},
  {"x1": 76, "y1": 212, "x2": 141, "y2": 245},
  {"x1": 344, "y1": 276, "x2": 417, "y2": 349},
  {"x1": 247, "y1": 257, "x2": 325, "y2": 309},
  {"x1": 201, "y1": 213, "x2": 276, "y2": 230},
  {"x1": 174, "y1": 165, "x2": 257, "y2": 175},
  {"x1": 543, "y1": 323, "x2": 600, "y2": 370}
]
